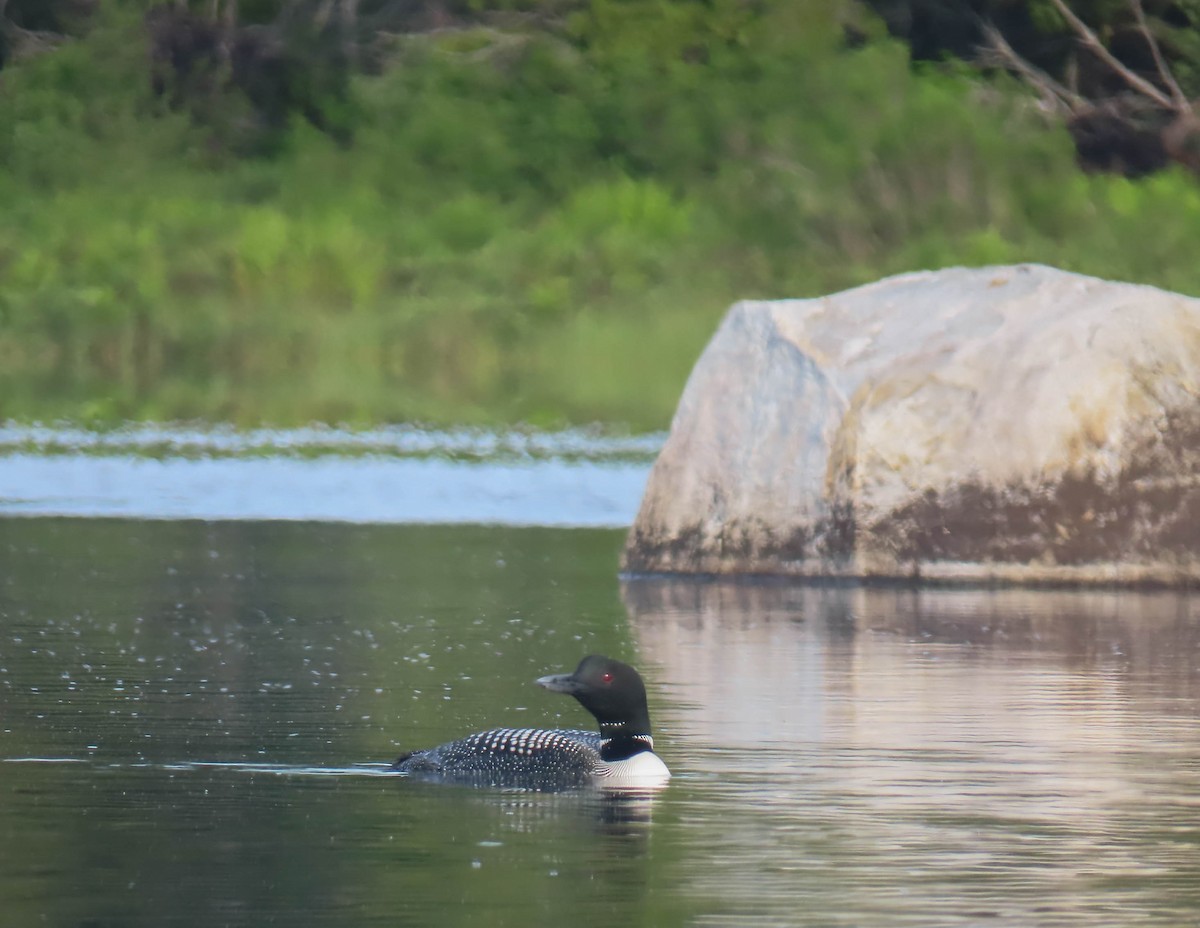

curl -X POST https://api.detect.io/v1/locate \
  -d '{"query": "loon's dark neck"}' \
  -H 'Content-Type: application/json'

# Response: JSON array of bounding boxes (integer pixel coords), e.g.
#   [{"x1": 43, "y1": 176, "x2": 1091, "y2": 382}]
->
[
  {"x1": 597, "y1": 714, "x2": 654, "y2": 762},
  {"x1": 599, "y1": 729, "x2": 653, "y2": 762}
]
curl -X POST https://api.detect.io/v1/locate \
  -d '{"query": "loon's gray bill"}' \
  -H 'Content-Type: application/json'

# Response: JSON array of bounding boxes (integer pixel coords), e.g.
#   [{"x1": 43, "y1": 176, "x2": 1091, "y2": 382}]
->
[{"x1": 536, "y1": 672, "x2": 580, "y2": 694}]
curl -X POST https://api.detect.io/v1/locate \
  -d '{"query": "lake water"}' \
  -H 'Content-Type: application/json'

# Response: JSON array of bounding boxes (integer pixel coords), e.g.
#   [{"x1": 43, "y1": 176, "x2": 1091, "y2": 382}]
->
[
  {"x1": 1, "y1": 432, "x2": 1198, "y2": 926},
  {"x1": 0, "y1": 424, "x2": 659, "y2": 526}
]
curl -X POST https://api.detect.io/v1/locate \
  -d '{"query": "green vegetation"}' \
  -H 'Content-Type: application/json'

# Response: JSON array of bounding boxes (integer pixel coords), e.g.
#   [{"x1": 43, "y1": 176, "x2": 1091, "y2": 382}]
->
[{"x1": 1, "y1": 1, "x2": 1199, "y2": 431}]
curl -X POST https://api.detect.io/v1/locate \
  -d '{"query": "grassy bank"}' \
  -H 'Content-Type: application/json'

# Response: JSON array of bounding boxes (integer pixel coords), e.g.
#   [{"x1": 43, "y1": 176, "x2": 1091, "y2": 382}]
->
[{"x1": 2, "y1": 2, "x2": 1199, "y2": 430}]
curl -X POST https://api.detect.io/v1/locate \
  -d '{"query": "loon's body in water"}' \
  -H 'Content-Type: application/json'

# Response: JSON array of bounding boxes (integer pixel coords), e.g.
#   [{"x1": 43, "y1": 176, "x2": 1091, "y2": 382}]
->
[{"x1": 391, "y1": 655, "x2": 670, "y2": 790}]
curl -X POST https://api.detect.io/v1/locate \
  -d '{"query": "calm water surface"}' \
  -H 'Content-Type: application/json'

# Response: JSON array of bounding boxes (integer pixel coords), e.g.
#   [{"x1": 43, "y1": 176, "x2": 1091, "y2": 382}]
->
[{"x1": 2, "y1": 519, "x2": 1198, "y2": 927}]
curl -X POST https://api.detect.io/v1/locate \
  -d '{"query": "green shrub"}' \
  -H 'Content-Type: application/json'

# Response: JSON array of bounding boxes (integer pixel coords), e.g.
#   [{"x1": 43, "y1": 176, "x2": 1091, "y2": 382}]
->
[{"x1": 0, "y1": 0, "x2": 1197, "y2": 429}]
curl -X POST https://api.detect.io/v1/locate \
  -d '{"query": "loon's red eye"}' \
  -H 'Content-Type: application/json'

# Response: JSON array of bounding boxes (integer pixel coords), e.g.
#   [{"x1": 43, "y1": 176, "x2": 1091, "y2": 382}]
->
[{"x1": 601, "y1": 672, "x2": 613, "y2": 684}]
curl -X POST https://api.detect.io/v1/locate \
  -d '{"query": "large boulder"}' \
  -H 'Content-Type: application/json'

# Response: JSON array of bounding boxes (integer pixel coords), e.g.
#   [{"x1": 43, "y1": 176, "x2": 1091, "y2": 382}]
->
[{"x1": 623, "y1": 264, "x2": 1200, "y2": 585}]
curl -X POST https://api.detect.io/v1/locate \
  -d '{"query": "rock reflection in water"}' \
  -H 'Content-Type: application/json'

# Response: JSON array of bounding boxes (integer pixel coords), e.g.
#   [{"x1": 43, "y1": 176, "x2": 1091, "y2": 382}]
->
[
  {"x1": 622, "y1": 579, "x2": 1200, "y2": 745},
  {"x1": 621, "y1": 578, "x2": 1200, "y2": 924}
]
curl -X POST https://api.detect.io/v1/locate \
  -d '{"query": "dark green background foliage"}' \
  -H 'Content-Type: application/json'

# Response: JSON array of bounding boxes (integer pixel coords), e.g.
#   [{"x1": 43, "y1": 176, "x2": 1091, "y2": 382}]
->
[{"x1": 1, "y1": 0, "x2": 1198, "y2": 429}]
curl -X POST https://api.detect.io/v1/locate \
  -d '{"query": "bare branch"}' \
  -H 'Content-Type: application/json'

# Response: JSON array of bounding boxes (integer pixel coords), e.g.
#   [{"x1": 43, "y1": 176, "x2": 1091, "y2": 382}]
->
[
  {"x1": 1128, "y1": 0, "x2": 1191, "y2": 111},
  {"x1": 1047, "y1": 0, "x2": 1174, "y2": 109},
  {"x1": 980, "y1": 22, "x2": 1086, "y2": 114}
]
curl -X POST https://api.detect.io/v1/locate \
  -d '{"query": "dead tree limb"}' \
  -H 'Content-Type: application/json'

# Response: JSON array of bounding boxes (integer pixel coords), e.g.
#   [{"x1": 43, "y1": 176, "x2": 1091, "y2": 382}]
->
[
  {"x1": 979, "y1": 2, "x2": 1199, "y2": 177},
  {"x1": 1047, "y1": 0, "x2": 1175, "y2": 109},
  {"x1": 980, "y1": 22, "x2": 1085, "y2": 114},
  {"x1": 1128, "y1": 0, "x2": 1191, "y2": 110}
]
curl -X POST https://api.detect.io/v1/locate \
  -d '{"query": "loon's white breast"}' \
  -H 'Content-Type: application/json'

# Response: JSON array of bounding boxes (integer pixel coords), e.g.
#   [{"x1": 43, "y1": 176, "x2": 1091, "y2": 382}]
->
[{"x1": 596, "y1": 750, "x2": 671, "y2": 788}]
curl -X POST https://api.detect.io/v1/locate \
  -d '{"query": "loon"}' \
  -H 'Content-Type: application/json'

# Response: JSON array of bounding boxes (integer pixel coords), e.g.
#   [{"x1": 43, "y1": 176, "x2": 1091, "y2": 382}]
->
[{"x1": 391, "y1": 654, "x2": 670, "y2": 790}]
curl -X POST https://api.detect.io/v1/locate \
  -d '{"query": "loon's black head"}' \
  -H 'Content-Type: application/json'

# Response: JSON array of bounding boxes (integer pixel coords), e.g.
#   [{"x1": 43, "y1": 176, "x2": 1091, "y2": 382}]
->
[{"x1": 536, "y1": 655, "x2": 653, "y2": 742}]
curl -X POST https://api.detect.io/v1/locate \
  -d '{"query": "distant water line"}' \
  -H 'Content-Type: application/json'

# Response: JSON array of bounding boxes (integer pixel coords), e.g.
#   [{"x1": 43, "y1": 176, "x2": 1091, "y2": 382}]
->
[
  {"x1": 0, "y1": 422, "x2": 664, "y2": 462},
  {"x1": 0, "y1": 424, "x2": 662, "y2": 527}
]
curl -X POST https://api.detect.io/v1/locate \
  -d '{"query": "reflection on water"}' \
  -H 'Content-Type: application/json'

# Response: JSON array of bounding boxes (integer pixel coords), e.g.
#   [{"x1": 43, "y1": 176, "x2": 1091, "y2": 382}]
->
[
  {"x1": 1, "y1": 519, "x2": 1198, "y2": 926},
  {"x1": 624, "y1": 578, "x2": 1200, "y2": 926}
]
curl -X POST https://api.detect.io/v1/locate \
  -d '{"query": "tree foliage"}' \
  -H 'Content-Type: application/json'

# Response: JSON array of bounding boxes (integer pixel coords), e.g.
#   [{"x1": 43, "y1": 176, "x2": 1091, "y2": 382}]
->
[{"x1": 0, "y1": 1, "x2": 1198, "y2": 428}]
